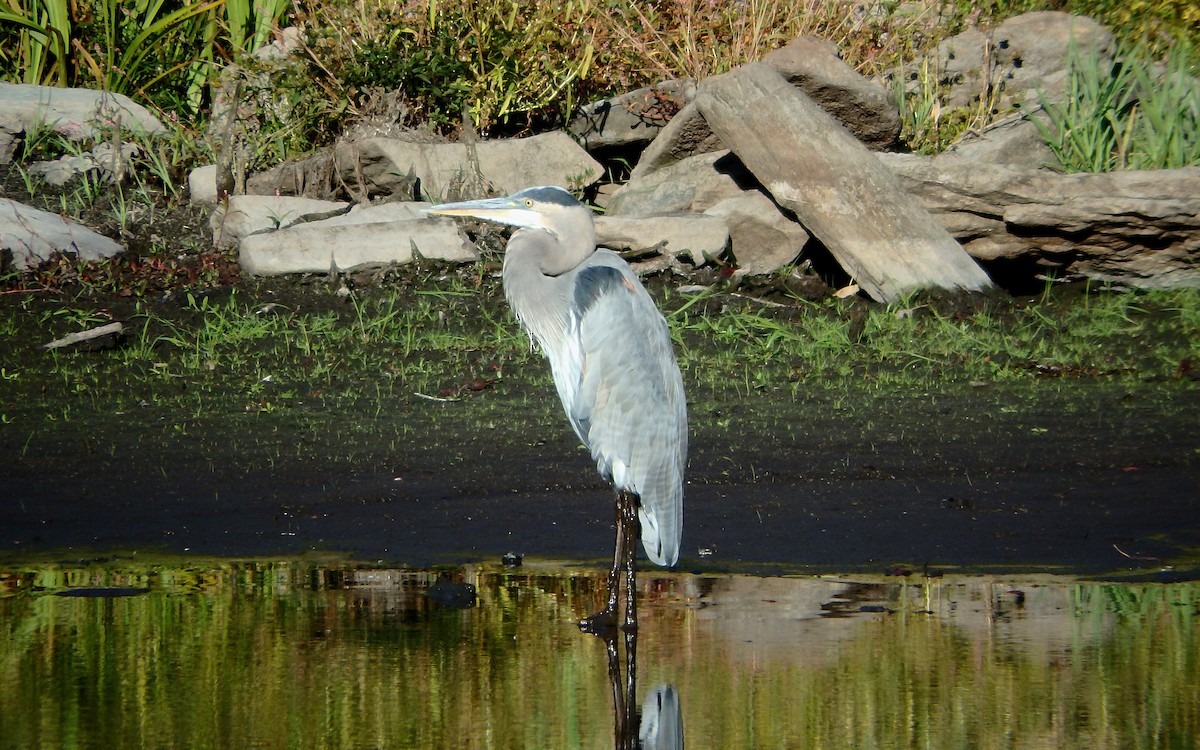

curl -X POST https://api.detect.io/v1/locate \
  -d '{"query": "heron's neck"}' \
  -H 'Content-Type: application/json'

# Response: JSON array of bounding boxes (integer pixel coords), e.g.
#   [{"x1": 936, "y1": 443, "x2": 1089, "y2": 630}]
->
[
  {"x1": 501, "y1": 224, "x2": 594, "y2": 367},
  {"x1": 519, "y1": 224, "x2": 596, "y2": 277}
]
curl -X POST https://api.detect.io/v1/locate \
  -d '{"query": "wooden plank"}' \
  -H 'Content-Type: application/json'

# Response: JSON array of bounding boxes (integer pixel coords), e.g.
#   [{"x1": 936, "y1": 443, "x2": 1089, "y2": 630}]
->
[{"x1": 694, "y1": 62, "x2": 993, "y2": 302}]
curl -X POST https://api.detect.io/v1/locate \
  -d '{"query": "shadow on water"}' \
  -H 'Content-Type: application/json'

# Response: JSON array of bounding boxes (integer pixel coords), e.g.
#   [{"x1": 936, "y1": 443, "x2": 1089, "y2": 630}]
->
[{"x1": 2, "y1": 559, "x2": 1198, "y2": 749}]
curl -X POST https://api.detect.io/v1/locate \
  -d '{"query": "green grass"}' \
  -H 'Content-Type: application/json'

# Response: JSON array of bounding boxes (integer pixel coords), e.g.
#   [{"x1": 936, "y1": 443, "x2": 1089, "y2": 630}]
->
[
  {"x1": 6, "y1": 282, "x2": 1196, "y2": 429},
  {"x1": 666, "y1": 285, "x2": 1199, "y2": 396}
]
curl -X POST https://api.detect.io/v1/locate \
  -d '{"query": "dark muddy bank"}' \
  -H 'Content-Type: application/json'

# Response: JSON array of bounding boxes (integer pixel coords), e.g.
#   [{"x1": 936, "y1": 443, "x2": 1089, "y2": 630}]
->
[
  {"x1": 2, "y1": 277, "x2": 1198, "y2": 577},
  {"x1": 4, "y1": 361, "x2": 1197, "y2": 578}
]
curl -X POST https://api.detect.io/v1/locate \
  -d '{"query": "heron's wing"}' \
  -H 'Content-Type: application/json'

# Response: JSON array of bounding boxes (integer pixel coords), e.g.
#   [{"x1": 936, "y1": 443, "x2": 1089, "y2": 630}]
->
[{"x1": 568, "y1": 254, "x2": 687, "y2": 567}]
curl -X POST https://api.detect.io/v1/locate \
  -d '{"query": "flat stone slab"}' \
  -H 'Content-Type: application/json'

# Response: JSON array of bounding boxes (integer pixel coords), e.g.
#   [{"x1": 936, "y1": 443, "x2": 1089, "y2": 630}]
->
[
  {"x1": 881, "y1": 154, "x2": 1200, "y2": 288},
  {"x1": 1, "y1": 197, "x2": 124, "y2": 270},
  {"x1": 595, "y1": 214, "x2": 728, "y2": 266},
  {"x1": 213, "y1": 195, "x2": 351, "y2": 248},
  {"x1": 335, "y1": 132, "x2": 603, "y2": 201},
  {"x1": 695, "y1": 63, "x2": 993, "y2": 302},
  {"x1": 239, "y1": 202, "x2": 476, "y2": 275}
]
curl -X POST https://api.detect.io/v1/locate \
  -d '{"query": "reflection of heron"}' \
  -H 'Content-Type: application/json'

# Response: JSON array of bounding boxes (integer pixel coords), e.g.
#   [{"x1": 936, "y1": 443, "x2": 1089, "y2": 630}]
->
[
  {"x1": 601, "y1": 625, "x2": 683, "y2": 750},
  {"x1": 427, "y1": 186, "x2": 687, "y2": 631},
  {"x1": 640, "y1": 684, "x2": 683, "y2": 750}
]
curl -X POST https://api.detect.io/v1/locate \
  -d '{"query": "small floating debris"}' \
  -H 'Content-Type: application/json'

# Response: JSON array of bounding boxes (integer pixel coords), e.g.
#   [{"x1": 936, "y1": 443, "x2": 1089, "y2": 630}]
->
[
  {"x1": 413, "y1": 392, "x2": 459, "y2": 403},
  {"x1": 54, "y1": 587, "x2": 150, "y2": 598},
  {"x1": 426, "y1": 577, "x2": 476, "y2": 609},
  {"x1": 501, "y1": 551, "x2": 523, "y2": 567},
  {"x1": 41, "y1": 322, "x2": 124, "y2": 352}
]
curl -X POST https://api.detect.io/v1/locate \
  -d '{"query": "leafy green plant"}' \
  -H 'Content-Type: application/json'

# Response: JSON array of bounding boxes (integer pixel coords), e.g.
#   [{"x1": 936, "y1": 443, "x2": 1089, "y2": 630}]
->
[
  {"x1": 1030, "y1": 40, "x2": 1138, "y2": 172},
  {"x1": 0, "y1": 0, "x2": 71, "y2": 85},
  {"x1": 1031, "y1": 40, "x2": 1199, "y2": 172},
  {"x1": 338, "y1": 0, "x2": 595, "y2": 133},
  {"x1": 224, "y1": 0, "x2": 290, "y2": 54},
  {"x1": 1126, "y1": 46, "x2": 1200, "y2": 168},
  {"x1": 0, "y1": 0, "x2": 293, "y2": 117},
  {"x1": 895, "y1": 57, "x2": 951, "y2": 154}
]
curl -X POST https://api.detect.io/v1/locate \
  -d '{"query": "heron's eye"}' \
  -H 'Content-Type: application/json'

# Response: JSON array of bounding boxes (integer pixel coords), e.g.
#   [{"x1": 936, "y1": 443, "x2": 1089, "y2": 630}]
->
[{"x1": 524, "y1": 199, "x2": 533, "y2": 207}]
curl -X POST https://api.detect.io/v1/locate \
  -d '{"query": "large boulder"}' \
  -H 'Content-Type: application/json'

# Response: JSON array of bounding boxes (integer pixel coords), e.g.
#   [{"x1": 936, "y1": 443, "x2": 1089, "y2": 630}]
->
[
  {"x1": 0, "y1": 82, "x2": 166, "y2": 164},
  {"x1": 761, "y1": 36, "x2": 899, "y2": 150},
  {"x1": 334, "y1": 132, "x2": 603, "y2": 201},
  {"x1": 886, "y1": 11, "x2": 1115, "y2": 114},
  {"x1": 239, "y1": 202, "x2": 477, "y2": 275},
  {"x1": 632, "y1": 35, "x2": 901, "y2": 179},
  {"x1": 694, "y1": 63, "x2": 993, "y2": 301},
  {"x1": 1, "y1": 198, "x2": 123, "y2": 270},
  {"x1": 703, "y1": 192, "x2": 810, "y2": 276}
]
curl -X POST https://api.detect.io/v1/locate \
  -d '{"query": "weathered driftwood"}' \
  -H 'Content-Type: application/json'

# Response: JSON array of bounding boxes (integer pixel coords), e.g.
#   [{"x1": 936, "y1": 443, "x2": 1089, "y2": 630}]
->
[
  {"x1": 695, "y1": 63, "x2": 994, "y2": 302},
  {"x1": 42, "y1": 322, "x2": 125, "y2": 352}
]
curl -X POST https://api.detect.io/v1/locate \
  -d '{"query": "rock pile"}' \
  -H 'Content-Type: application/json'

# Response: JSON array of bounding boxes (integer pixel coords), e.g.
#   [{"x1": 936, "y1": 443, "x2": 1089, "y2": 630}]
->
[{"x1": 2, "y1": 11, "x2": 1197, "y2": 296}]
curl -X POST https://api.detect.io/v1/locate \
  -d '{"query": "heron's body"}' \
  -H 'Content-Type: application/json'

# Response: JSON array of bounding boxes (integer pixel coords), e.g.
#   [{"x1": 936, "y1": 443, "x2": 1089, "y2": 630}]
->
[
  {"x1": 505, "y1": 236, "x2": 686, "y2": 567},
  {"x1": 427, "y1": 186, "x2": 687, "y2": 628}
]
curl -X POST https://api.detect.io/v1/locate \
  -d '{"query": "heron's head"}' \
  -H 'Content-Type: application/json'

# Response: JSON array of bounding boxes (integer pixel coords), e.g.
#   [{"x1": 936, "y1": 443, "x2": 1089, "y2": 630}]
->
[{"x1": 425, "y1": 186, "x2": 589, "y2": 242}]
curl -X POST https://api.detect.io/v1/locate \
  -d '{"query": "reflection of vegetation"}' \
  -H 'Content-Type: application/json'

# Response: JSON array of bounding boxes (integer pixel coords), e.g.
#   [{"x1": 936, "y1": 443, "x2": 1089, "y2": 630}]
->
[
  {"x1": 1, "y1": 563, "x2": 1196, "y2": 748},
  {"x1": 1, "y1": 562, "x2": 617, "y2": 749}
]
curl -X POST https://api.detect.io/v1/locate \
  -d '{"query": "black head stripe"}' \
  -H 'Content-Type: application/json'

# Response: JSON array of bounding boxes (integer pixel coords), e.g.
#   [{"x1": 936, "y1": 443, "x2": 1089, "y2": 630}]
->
[{"x1": 516, "y1": 185, "x2": 580, "y2": 207}]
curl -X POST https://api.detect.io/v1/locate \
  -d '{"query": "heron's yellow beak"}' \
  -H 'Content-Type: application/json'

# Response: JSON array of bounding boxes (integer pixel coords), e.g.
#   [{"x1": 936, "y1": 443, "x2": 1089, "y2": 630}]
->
[{"x1": 425, "y1": 196, "x2": 541, "y2": 229}]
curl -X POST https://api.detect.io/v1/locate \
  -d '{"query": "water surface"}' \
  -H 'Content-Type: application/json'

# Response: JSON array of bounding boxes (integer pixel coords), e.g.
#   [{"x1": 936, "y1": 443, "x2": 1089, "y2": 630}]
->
[{"x1": 2, "y1": 561, "x2": 1197, "y2": 749}]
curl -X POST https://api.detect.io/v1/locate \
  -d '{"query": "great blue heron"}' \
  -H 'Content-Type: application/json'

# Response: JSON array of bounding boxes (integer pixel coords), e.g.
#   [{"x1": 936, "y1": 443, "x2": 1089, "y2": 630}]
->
[{"x1": 427, "y1": 186, "x2": 687, "y2": 631}]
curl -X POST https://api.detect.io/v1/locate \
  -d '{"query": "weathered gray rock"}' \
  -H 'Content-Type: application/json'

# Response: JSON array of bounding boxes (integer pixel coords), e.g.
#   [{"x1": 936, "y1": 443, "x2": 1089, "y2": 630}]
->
[
  {"x1": 627, "y1": 103, "x2": 725, "y2": 179},
  {"x1": 937, "y1": 117, "x2": 1056, "y2": 169},
  {"x1": 189, "y1": 165, "x2": 220, "y2": 204},
  {"x1": 609, "y1": 151, "x2": 757, "y2": 217},
  {"x1": 695, "y1": 63, "x2": 993, "y2": 301},
  {"x1": 335, "y1": 133, "x2": 602, "y2": 200},
  {"x1": 28, "y1": 141, "x2": 140, "y2": 186},
  {"x1": 239, "y1": 202, "x2": 477, "y2": 275},
  {"x1": 993, "y1": 12, "x2": 1115, "y2": 102},
  {"x1": 212, "y1": 194, "x2": 351, "y2": 248},
  {"x1": 761, "y1": 36, "x2": 899, "y2": 150},
  {"x1": 880, "y1": 154, "x2": 1200, "y2": 288},
  {"x1": 0, "y1": 83, "x2": 166, "y2": 164},
  {"x1": 888, "y1": 11, "x2": 1114, "y2": 114},
  {"x1": 569, "y1": 79, "x2": 696, "y2": 151},
  {"x1": 611, "y1": 148, "x2": 809, "y2": 274},
  {"x1": 633, "y1": 35, "x2": 901, "y2": 179},
  {"x1": 703, "y1": 192, "x2": 810, "y2": 276},
  {"x1": 1, "y1": 198, "x2": 123, "y2": 270},
  {"x1": 595, "y1": 214, "x2": 729, "y2": 267}
]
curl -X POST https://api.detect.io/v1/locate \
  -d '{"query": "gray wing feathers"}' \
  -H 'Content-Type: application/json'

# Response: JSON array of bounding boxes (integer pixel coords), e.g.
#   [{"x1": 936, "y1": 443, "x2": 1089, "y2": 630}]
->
[{"x1": 569, "y1": 258, "x2": 687, "y2": 567}]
